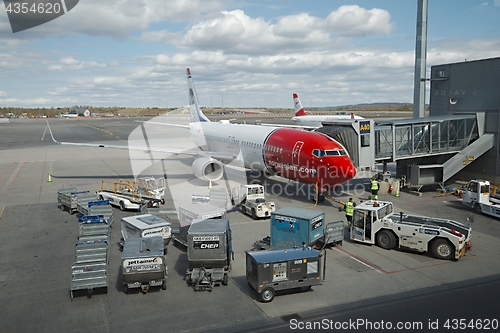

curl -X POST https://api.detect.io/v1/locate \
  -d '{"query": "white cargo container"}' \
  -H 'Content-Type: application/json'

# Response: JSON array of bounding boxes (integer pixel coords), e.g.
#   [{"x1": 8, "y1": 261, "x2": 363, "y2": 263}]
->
[{"x1": 121, "y1": 214, "x2": 172, "y2": 253}]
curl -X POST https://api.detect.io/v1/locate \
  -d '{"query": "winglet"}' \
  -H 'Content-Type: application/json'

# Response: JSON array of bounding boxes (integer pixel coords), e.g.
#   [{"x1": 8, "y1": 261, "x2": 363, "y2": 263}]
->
[
  {"x1": 293, "y1": 93, "x2": 307, "y2": 116},
  {"x1": 187, "y1": 68, "x2": 210, "y2": 123}
]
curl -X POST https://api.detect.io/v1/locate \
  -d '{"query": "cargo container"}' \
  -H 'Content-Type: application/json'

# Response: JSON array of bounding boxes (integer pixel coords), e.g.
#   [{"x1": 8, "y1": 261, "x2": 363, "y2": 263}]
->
[
  {"x1": 121, "y1": 237, "x2": 168, "y2": 293},
  {"x1": 186, "y1": 219, "x2": 232, "y2": 291},
  {"x1": 246, "y1": 247, "x2": 322, "y2": 302},
  {"x1": 255, "y1": 207, "x2": 342, "y2": 250},
  {"x1": 174, "y1": 203, "x2": 226, "y2": 249},
  {"x1": 120, "y1": 214, "x2": 172, "y2": 253},
  {"x1": 270, "y1": 207, "x2": 325, "y2": 248}
]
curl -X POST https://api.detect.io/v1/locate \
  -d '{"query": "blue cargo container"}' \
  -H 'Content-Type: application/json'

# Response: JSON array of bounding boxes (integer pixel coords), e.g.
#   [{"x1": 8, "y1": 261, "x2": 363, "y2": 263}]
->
[{"x1": 271, "y1": 207, "x2": 325, "y2": 248}]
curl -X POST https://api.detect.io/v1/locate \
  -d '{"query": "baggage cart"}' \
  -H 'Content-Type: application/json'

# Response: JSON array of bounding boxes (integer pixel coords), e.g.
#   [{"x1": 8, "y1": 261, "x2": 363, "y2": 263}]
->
[
  {"x1": 57, "y1": 188, "x2": 90, "y2": 214},
  {"x1": 70, "y1": 260, "x2": 109, "y2": 300},
  {"x1": 246, "y1": 247, "x2": 323, "y2": 302},
  {"x1": 121, "y1": 237, "x2": 168, "y2": 293},
  {"x1": 75, "y1": 240, "x2": 109, "y2": 263},
  {"x1": 77, "y1": 199, "x2": 114, "y2": 226},
  {"x1": 78, "y1": 216, "x2": 110, "y2": 243}
]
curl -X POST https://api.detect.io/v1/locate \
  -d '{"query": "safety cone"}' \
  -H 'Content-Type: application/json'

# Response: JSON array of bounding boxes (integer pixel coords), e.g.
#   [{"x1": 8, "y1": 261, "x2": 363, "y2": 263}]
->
[
  {"x1": 47, "y1": 173, "x2": 52, "y2": 182},
  {"x1": 394, "y1": 180, "x2": 400, "y2": 197},
  {"x1": 208, "y1": 180, "x2": 212, "y2": 189}
]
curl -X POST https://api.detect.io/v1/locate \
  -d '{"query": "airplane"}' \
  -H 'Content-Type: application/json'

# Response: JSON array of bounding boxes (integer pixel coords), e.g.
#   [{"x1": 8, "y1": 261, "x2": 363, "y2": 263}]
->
[
  {"x1": 291, "y1": 93, "x2": 364, "y2": 128},
  {"x1": 46, "y1": 68, "x2": 357, "y2": 199}
]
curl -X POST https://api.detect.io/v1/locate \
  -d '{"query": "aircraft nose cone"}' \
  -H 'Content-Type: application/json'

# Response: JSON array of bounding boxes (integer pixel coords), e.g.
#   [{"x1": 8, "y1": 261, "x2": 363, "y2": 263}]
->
[{"x1": 345, "y1": 164, "x2": 356, "y2": 180}]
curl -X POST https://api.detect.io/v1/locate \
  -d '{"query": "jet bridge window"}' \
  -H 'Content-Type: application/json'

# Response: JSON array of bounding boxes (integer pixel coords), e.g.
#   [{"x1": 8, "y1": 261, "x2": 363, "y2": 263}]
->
[{"x1": 361, "y1": 134, "x2": 370, "y2": 147}]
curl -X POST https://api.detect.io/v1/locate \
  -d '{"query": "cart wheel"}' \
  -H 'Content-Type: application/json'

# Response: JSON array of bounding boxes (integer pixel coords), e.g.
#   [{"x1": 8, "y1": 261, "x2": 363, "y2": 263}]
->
[
  {"x1": 70, "y1": 290, "x2": 73, "y2": 300},
  {"x1": 222, "y1": 274, "x2": 228, "y2": 286},
  {"x1": 98, "y1": 195, "x2": 104, "y2": 200},
  {"x1": 260, "y1": 287, "x2": 275, "y2": 303},
  {"x1": 60, "y1": 205, "x2": 65, "y2": 212},
  {"x1": 123, "y1": 284, "x2": 128, "y2": 294},
  {"x1": 251, "y1": 208, "x2": 257, "y2": 220},
  {"x1": 119, "y1": 201, "x2": 126, "y2": 211},
  {"x1": 162, "y1": 280, "x2": 167, "y2": 290},
  {"x1": 241, "y1": 206, "x2": 246, "y2": 215}
]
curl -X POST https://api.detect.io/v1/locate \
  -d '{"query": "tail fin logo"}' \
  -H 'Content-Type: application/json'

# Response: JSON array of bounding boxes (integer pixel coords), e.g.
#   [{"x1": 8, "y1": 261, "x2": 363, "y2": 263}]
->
[
  {"x1": 293, "y1": 93, "x2": 307, "y2": 117},
  {"x1": 186, "y1": 68, "x2": 210, "y2": 123}
]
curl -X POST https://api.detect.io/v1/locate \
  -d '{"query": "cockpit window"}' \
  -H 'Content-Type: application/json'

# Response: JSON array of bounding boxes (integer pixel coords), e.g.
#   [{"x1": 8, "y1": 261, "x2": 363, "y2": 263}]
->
[
  {"x1": 325, "y1": 149, "x2": 347, "y2": 156},
  {"x1": 313, "y1": 149, "x2": 346, "y2": 157}
]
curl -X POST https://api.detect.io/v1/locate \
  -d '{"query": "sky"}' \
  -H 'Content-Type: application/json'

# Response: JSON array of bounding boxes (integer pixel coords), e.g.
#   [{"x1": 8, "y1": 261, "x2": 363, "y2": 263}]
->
[{"x1": 0, "y1": 0, "x2": 499, "y2": 109}]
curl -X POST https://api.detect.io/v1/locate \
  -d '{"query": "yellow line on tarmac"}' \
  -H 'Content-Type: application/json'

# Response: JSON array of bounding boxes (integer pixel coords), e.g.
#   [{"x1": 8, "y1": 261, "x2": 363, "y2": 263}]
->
[{"x1": 79, "y1": 121, "x2": 128, "y2": 143}]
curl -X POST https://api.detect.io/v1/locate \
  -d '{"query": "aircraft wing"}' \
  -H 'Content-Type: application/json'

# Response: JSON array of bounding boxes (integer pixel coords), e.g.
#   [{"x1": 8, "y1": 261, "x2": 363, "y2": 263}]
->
[
  {"x1": 135, "y1": 120, "x2": 189, "y2": 129},
  {"x1": 45, "y1": 119, "x2": 238, "y2": 162}
]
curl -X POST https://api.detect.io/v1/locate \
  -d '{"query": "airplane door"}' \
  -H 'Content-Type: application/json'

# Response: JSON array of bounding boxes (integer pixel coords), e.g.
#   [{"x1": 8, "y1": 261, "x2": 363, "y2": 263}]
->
[{"x1": 292, "y1": 141, "x2": 304, "y2": 166}]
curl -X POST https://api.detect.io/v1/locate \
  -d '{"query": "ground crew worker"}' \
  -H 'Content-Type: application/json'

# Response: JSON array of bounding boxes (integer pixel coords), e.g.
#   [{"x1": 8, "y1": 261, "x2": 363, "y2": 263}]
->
[
  {"x1": 371, "y1": 176, "x2": 379, "y2": 200},
  {"x1": 344, "y1": 197, "x2": 356, "y2": 227}
]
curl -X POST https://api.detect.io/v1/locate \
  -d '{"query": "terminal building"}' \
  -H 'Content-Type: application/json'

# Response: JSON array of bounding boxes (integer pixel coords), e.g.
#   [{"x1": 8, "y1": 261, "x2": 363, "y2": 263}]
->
[
  {"x1": 429, "y1": 57, "x2": 500, "y2": 183},
  {"x1": 321, "y1": 56, "x2": 500, "y2": 186}
]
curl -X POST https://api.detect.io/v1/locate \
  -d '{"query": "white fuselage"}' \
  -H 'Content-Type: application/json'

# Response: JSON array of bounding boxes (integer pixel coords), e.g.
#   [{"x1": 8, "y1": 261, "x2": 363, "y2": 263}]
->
[
  {"x1": 292, "y1": 115, "x2": 363, "y2": 127},
  {"x1": 189, "y1": 122, "x2": 275, "y2": 171}
]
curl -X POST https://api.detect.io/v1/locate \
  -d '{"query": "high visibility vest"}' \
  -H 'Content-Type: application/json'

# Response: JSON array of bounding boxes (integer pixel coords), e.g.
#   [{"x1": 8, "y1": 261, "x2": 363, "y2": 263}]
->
[
  {"x1": 371, "y1": 180, "x2": 379, "y2": 191},
  {"x1": 346, "y1": 202, "x2": 354, "y2": 216}
]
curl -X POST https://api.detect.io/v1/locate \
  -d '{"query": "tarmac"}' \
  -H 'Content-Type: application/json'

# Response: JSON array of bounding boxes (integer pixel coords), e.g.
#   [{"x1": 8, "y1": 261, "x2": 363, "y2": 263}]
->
[{"x1": 0, "y1": 117, "x2": 499, "y2": 333}]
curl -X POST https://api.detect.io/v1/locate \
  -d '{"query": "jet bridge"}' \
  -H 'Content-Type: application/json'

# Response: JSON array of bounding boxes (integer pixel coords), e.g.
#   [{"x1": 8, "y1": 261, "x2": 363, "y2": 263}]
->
[{"x1": 319, "y1": 113, "x2": 493, "y2": 186}]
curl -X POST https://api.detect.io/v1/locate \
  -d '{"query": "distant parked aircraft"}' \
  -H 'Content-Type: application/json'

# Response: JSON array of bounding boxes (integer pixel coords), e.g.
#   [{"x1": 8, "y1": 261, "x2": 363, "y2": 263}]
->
[{"x1": 291, "y1": 93, "x2": 364, "y2": 128}]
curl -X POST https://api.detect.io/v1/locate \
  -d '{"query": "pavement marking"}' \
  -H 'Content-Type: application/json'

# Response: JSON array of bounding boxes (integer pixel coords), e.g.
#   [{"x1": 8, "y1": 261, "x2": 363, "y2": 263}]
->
[
  {"x1": 1, "y1": 162, "x2": 26, "y2": 193},
  {"x1": 332, "y1": 246, "x2": 384, "y2": 274},
  {"x1": 0, "y1": 162, "x2": 15, "y2": 181},
  {"x1": 0, "y1": 206, "x2": 4, "y2": 220}
]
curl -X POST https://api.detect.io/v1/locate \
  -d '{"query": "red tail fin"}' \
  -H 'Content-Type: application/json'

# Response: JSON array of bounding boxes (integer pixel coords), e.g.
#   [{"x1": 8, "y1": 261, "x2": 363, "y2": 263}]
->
[{"x1": 293, "y1": 93, "x2": 307, "y2": 116}]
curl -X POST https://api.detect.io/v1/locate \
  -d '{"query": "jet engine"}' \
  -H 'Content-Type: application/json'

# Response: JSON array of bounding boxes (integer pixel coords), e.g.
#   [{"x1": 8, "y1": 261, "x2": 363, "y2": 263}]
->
[{"x1": 192, "y1": 157, "x2": 224, "y2": 181}]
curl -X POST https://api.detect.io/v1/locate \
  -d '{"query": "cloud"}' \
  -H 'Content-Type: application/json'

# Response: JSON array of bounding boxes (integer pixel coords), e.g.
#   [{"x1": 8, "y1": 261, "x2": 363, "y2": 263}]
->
[
  {"x1": 47, "y1": 57, "x2": 106, "y2": 71},
  {"x1": 0, "y1": 0, "x2": 231, "y2": 39},
  {"x1": 157, "y1": 7, "x2": 395, "y2": 55},
  {"x1": 323, "y1": 5, "x2": 395, "y2": 36},
  {"x1": 0, "y1": 97, "x2": 53, "y2": 105}
]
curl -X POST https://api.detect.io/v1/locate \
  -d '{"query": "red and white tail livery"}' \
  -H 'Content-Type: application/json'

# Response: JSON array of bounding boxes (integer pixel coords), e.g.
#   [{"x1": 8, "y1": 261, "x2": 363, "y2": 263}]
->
[
  {"x1": 292, "y1": 93, "x2": 364, "y2": 128},
  {"x1": 293, "y1": 93, "x2": 307, "y2": 117}
]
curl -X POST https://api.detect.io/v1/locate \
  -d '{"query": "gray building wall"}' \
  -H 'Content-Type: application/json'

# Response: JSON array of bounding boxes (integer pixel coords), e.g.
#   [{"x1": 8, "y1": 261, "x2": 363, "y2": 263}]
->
[{"x1": 429, "y1": 57, "x2": 500, "y2": 183}]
